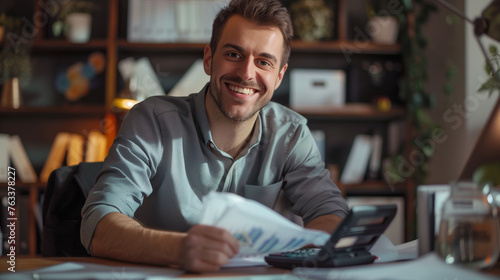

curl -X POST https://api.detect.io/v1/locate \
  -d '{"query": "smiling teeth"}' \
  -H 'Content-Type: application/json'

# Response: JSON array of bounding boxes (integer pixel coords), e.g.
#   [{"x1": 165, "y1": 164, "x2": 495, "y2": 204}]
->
[{"x1": 229, "y1": 84, "x2": 255, "y2": 95}]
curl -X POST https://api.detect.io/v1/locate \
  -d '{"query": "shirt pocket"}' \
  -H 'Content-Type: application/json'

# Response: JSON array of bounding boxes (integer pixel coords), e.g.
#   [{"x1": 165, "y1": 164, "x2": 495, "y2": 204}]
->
[{"x1": 243, "y1": 181, "x2": 283, "y2": 208}]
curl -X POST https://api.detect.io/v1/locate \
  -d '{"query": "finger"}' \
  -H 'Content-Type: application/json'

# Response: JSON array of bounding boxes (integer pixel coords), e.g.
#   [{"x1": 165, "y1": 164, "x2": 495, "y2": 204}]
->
[
  {"x1": 184, "y1": 229, "x2": 238, "y2": 259},
  {"x1": 182, "y1": 243, "x2": 233, "y2": 272},
  {"x1": 189, "y1": 225, "x2": 239, "y2": 254}
]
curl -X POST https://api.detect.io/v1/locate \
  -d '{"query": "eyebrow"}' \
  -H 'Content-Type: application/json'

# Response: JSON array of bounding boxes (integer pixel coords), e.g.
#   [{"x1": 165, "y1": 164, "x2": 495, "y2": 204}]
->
[{"x1": 222, "y1": 43, "x2": 278, "y2": 64}]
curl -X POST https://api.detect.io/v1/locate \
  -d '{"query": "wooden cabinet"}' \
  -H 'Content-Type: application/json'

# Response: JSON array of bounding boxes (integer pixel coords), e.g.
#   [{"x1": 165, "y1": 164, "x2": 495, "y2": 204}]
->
[{"x1": 0, "y1": 0, "x2": 412, "y2": 255}]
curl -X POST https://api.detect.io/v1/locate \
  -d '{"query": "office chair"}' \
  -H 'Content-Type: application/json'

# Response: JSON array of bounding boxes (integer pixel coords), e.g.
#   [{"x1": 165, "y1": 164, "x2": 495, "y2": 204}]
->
[{"x1": 41, "y1": 161, "x2": 103, "y2": 257}]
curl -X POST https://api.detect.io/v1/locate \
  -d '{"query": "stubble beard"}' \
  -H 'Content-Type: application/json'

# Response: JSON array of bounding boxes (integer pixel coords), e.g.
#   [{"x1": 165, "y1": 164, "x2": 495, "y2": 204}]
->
[{"x1": 208, "y1": 77, "x2": 267, "y2": 123}]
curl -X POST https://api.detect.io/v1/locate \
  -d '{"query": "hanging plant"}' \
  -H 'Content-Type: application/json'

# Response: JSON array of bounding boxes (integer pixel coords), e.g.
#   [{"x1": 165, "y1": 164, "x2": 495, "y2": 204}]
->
[
  {"x1": 478, "y1": 45, "x2": 500, "y2": 95},
  {"x1": 383, "y1": 0, "x2": 439, "y2": 188}
]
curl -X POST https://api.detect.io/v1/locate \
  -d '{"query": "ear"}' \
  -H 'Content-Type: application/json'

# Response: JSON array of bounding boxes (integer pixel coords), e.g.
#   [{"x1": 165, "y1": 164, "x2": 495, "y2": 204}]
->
[
  {"x1": 203, "y1": 45, "x2": 212, "y2": 75},
  {"x1": 274, "y1": 63, "x2": 288, "y2": 90}
]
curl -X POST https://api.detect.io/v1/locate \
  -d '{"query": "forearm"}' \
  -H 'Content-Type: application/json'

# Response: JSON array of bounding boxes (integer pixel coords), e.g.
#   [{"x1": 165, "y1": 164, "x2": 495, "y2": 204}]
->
[
  {"x1": 91, "y1": 212, "x2": 185, "y2": 267},
  {"x1": 305, "y1": 214, "x2": 343, "y2": 234}
]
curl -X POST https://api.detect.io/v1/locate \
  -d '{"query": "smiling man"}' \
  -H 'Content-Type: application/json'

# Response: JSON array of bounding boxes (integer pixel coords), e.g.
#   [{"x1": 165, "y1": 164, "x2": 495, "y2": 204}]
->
[{"x1": 81, "y1": 0, "x2": 348, "y2": 273}]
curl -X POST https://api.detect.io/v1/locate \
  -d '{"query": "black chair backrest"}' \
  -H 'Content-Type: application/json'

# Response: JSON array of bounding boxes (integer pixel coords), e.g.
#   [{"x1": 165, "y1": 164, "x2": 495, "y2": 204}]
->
[{"x1": 41, "y1": 162, "x2": 103, "y2": 257}]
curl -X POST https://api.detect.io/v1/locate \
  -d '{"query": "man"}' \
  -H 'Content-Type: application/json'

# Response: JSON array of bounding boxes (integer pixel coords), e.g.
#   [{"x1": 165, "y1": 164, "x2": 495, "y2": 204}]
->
[{"x1": 81, "y1": 0, "x2": 349, "y2": 272}]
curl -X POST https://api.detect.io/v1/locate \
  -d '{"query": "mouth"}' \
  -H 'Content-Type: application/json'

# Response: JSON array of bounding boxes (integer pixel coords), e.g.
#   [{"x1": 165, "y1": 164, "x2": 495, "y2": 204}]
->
[{"x1": 227, "y1": 83, "x2": 258, "y2": 96}]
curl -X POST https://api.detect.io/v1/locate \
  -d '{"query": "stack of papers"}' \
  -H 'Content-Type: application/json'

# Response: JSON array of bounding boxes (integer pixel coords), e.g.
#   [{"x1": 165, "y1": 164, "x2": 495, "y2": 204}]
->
[{"x1": 199, "y1": 192, "x2": 330, "y2": 257}]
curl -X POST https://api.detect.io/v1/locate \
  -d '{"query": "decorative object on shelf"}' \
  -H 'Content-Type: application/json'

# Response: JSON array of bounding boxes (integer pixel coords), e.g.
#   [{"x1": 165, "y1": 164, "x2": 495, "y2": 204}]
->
[
  {"x1": 0, "y1": 13, "x2": 23, "y2": 44},
  {"x1": 365, "y1": 0, "x2": 400, "y2": 44},
  {"x1": 1, "y1": 77, "x2": 21, "y2": 109},
  {"x1": 55, "y1": 51, "x2": 106, "y2": 102},
  {"x1": 52, "y1": 0, "x2": 95, "y2": 43},
  {"x1": 290, "y1": 0, "x2": 334, "y2": 41},
  {"x1": 0, "y1": 14, "x2": 32, "y2": 109},
  {"x1": 374, "y1": 96, "x2": 391, "y2": 112}
]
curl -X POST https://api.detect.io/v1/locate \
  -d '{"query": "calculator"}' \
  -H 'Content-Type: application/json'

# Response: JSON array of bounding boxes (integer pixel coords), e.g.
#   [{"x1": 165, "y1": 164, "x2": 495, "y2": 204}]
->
[{"x1": 264, "y1": 204, "x2": 397, "y2": 269}]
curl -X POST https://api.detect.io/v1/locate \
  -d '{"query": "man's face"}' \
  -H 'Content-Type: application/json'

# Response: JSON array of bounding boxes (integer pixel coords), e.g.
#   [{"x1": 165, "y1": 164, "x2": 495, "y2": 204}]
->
[{"x1": 203, "y1": 15, "x2": 287, "y2": 122}]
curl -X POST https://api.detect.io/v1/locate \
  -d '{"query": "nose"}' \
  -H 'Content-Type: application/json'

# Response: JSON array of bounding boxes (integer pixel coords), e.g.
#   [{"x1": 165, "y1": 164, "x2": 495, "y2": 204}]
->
[{"x1": 235, "y1": 58, "x2": 256, "y2": 81}]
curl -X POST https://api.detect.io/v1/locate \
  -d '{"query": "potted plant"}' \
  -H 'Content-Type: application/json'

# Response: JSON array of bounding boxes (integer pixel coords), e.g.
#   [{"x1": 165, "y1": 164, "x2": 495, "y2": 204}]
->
[
  {"x1": 289, "y1": 0, "x2": 334, "y2": 42},
  {"x1": 53, "y1": 0, "x2": 95, "y2": 43},
  {"x1": 365, "y1": 0, "x2": 400, "y2": 44},
  {"x1": 0, "y1": 16, "x2": 32, "y2": 108},
  {"x1": 0, "y1": 13, "x2": 22, "y2": 43}
]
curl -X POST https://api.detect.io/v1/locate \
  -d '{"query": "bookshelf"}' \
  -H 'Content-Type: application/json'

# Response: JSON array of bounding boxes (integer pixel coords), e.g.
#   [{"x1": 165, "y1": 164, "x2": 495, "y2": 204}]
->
[{"x1": 0, "y1": 0, "x2": 413, "y2": 255}]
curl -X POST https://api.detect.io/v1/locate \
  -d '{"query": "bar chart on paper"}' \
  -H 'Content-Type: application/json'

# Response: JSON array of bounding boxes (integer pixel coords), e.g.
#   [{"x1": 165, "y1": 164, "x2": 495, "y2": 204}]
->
[
  {"x1": 199, "y1": 192, "x2": 330, "y2": 257},
  {"x1": 234, "y1": 227, "x2": 310, "y2": 254}
]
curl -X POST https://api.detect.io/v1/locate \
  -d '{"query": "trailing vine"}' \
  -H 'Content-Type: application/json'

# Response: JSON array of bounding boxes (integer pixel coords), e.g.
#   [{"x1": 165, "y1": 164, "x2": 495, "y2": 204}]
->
[{"x1": 384, "y1": 0, "x2": 440, "y2": 189}]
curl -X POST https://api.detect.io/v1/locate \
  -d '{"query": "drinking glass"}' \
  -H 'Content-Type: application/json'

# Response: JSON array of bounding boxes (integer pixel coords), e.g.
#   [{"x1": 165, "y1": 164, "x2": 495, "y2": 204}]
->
[{"x1": 436, "y1": 181, "x2": 499, "y2": 270}]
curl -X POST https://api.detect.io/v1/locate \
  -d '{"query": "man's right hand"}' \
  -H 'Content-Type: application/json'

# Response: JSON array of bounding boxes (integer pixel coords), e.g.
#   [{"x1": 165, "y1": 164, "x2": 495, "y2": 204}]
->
[
  {"x1": 181, "y1": 224, "x2": 240, "y2": 272},
  {"x1": 91, "y1": 213, "x2": 239, "y2": 273}
]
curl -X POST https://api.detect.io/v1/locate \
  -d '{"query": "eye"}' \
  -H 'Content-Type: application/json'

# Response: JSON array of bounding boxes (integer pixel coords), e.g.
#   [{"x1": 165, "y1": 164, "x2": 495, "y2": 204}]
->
[
  {"x1": 258, "y1": 60, "x2": 273, "y2": 68},
  {"x1": 226, "y1": 52, "x2": 241, "y2": 59}
]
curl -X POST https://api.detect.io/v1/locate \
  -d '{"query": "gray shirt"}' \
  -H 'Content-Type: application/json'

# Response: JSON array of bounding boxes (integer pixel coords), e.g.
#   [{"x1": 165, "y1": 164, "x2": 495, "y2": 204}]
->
[{"x1": 81, "y1": 85, "x2": 349, "y2": 252}]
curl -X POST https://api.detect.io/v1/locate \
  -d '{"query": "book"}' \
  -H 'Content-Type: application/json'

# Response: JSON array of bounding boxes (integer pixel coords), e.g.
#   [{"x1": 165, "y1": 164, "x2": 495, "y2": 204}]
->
[
  {"x1": 340, "y1": 134, "x2": 373, "y2": 184},
  {"x1": 85, "y1": 131, "x2": 107, "y2": 162},
  {"x1": 0, "y1": 134, "x2": 9, "y2": 182},
  {"x1": 67, "y1": 134, "x2": 84, "y2": 166},
  {"x1": 40, "y1": 132, "x2": 71, "y2": 183},
  {"x1": 369, "y1": 133, "x2": 383, "y2": 179},
  {"x1": 9, "y1": 135, "x2": 38, "y2": 183}
]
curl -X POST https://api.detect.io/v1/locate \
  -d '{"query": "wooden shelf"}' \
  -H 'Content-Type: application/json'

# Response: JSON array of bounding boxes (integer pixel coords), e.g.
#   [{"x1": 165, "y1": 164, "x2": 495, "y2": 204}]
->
[
  {"x1": 0, "y1": 106, "x2": 106, "y2": 117},
  {"x1": 295, "y1": 104, "x2": 406, "y2": 121},
  {"x1": 337, "y1": 180, "x2": 406, "y2": 192},
  {"x1": 291, "y1": 40, "x2": 401, "y2": 54},
  {"x1": 32, "y1": 39, "x2": 108, "y2": 51},
  {"x1": 117, "y1": 40, "x2": 207, "y2": 52},
  {"x1": 114, "y1": 39, "x2": 400, "y2": 54}
]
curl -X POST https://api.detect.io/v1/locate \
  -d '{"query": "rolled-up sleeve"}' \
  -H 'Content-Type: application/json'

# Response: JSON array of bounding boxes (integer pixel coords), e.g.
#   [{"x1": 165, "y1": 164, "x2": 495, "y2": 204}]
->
[
  {"x1": 282, "y1": 120, "x2": 349, "y2": 224},
  {"x1": 80, "y1": 100, "x2": 164, "y2": 253}
]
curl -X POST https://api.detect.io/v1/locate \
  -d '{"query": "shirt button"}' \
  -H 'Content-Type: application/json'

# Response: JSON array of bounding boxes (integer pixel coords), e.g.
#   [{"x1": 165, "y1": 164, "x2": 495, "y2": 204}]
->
[{"x1": 208, "y1": 142, "x2": 215, "y2": 149}]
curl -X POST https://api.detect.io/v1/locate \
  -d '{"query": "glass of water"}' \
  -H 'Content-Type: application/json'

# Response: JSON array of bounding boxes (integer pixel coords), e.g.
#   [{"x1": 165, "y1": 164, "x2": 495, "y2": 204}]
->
[{"x1": 436, "y1": 181, "x2": 499, "y2": 270}]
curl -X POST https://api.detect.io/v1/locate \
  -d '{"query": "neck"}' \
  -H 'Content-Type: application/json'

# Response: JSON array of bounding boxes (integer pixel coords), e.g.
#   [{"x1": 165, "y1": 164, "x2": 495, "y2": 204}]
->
[{"x1": 205, "y1": 89, "x2": 257, "y2": 158}]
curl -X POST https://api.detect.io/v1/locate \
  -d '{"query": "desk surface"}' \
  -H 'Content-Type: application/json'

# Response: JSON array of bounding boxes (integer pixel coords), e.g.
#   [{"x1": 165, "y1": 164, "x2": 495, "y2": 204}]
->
[
  {"x1": 0, "y1": 256, "x2": 290, "y2": 278},
  {"x1": 2, "y1": 256, "x2": 500, "y2": 278}
]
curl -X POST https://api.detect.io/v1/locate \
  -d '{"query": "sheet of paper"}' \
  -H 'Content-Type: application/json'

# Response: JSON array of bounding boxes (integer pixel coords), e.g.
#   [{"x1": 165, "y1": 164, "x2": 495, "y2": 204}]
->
[
  {"x1": 224, "y1": 256, "x2": 268, "y2": 267},
  {"x1": 292, "y1": 253, "x2": 498, "y2": 280},
  {"x1": 199, "y1": 192, "x2": 330, "y2": 257},
  {"x1": 181, "y1": 275, "x2": 303, "y2": 280},
  {"x1": 5, "y1": 261, "x2": 183, "y2": 280}
]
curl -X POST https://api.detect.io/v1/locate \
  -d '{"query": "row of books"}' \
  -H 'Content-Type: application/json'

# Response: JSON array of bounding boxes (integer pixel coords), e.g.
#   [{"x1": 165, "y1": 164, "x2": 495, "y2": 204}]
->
[
  {"x1": 340, "y1": 134, "x2": 383, "y2": 184},
  {"x1": 0, "y1": 131, "x2": 107, "y2": 184},
  {"x1": 127, "y1": 0, "x2": 230, "y2": 43}
]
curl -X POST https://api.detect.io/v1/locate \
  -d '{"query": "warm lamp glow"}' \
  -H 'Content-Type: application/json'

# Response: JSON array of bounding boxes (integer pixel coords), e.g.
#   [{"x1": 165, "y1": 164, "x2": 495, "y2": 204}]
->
[{"x1": 112, "y1": 98, "x2": 138, "y2": 110}]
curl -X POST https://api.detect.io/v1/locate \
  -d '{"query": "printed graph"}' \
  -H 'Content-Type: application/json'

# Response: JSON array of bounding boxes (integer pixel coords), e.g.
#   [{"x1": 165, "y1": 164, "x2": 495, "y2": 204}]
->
[{"x1": 233, "y1": 227, "x2": 309, "y2": 254}]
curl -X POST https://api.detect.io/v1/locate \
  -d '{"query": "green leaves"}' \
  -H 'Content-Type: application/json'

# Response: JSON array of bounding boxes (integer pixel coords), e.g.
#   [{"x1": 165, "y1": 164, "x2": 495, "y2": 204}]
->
[{"x1": 479, "y1": 45, "x2": 500, "y2": 96}]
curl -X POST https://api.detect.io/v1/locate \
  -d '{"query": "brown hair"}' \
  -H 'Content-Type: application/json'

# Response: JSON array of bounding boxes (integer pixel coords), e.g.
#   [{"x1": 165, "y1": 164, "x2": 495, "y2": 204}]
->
[{"x1": 210, "y1": 0, "x2": 293, "y2": 69}]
